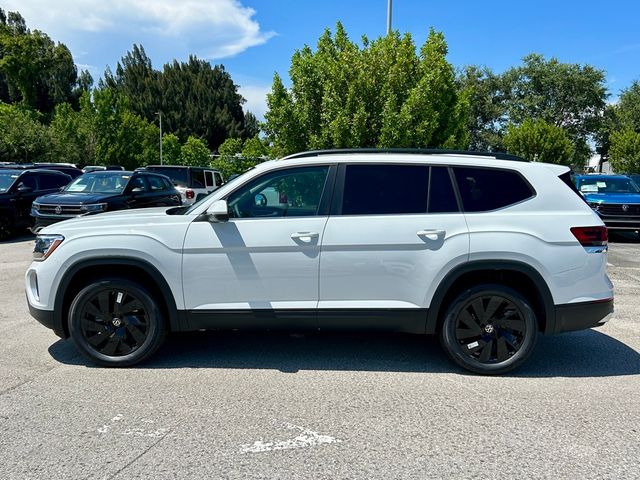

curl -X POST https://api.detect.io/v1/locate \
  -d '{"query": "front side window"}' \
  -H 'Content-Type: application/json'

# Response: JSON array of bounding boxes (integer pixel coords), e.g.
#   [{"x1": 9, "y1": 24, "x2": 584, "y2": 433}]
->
[
  {"x1": 205, "y1": 171, "x2": 214, "y2": 188},
  {"x1": 214, "y1": 172, "x2": 223, "y2": 186},
  {"x1": 39, "y1": 174, "x2": 68, "y2": 190},
  {"x1": 227, "y1": 166, "x2": 329, "y2": 218},
  {"x1": 17, "y1": 175, "x2": 38, "y2": 190},
  {"x1": 342, "y1": 164, "x2": 429, "y2": 215},
  {"x1": 453, "y1": 167, "x2": 534, "y2": 212},
  {"x1": 147, "y1": 175, "x2": 167, "y2": 191}
]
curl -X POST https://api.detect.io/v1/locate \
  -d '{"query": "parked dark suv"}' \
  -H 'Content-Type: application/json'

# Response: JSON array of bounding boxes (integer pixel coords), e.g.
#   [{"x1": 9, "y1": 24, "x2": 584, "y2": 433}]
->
[
  {"x1": 31, "y1": 170, "x2": 182, "y2": 232},
  {"x1": 0, "y1": 169, "x2": 72, "y2": 239}
]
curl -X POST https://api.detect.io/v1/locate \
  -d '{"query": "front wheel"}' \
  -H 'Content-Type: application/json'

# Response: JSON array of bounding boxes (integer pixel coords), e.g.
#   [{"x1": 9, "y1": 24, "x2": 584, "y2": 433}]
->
[
  {"x1": 439, "y1": 284, "x2": 538, "y2": 375},
  {"x1": 0, "y1": 213, "x2": 14, "y2": 241},
  {"x1": 68, "y1": 278, "x2": 167, "y2": 367}
]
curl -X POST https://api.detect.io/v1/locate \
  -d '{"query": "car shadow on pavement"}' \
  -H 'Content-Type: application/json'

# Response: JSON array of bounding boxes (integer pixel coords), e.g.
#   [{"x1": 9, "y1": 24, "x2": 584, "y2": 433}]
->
[
  {"x1": 48, "y1": 328, "x2": 639, "y2": 378},
  {"x1": 609, "y1": 231, "x2": 640, "y2": 243}
]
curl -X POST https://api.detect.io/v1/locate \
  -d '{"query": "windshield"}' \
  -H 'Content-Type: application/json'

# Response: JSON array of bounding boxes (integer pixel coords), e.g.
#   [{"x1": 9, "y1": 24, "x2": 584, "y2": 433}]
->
[
  {"x1": 64, "y1": 172, "x2": 131, "y2": 194},
  {"x1": 0, "y1": 172, "x2": 19, "y2": 192},
  {"x1": 577, "y1": 177, "x2": 640, "y2": 194}
]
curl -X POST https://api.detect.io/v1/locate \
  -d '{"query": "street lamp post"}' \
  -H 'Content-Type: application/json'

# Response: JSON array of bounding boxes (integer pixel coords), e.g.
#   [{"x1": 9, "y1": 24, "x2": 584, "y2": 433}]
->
[
  {"x1": 156, "y1": 112, "x2": 163, "y2": 165},
  {"x1": 387, "y1": 0, "x2": 392, "y2": 35}
]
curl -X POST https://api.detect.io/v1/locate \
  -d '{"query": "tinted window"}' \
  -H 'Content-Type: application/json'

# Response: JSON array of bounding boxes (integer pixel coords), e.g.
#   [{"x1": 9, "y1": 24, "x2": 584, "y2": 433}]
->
[
  {"x1": 18, "y1": 175, "x2": 37, "y2": 190},
  {"x1": 146, "y1": 167, "x2": 188, "y2": 187},
  {"x1": 162, "y1": 178, "x2": 174, "y2": 190},
  {"x1": 228, "y1": 166, "x2": 329, "y2": 218},
  {"x1": 128, "y1": 176, "x2": 148, "y2": 192},
  {"x1": 39, "y1": 174, "x2": 69, "y2": 190},
  {"x1": 214, "y1": 172, "x2": 223, "y2": 186},
  {"x1": 205, "y1": 171, "x2": 214, "y2": 188},
  {"x1": 147, "y1": 175, "x2": 167, "y2": 191},
  {"x1": 454, "y1": 167, "x2": 534, "y2": 212},
  {"x1": 429, "y1": 167, "x2": 459, "y2": 213},
  {"x1": 342, "y1": 165, "x2": 429, "y2": 215},
  {"x1": 191, "y1": 169, "x2": 205, "y2": 188}
]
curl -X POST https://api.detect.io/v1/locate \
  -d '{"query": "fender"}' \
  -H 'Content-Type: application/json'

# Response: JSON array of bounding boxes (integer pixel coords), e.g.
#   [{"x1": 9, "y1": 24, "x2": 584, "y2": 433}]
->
[
  {"x1": 425, "y1": 260, "x2": 556, "y2": 335},
  {"x1": 53, "y1": 257, "x2": 181, "y2": 337}
]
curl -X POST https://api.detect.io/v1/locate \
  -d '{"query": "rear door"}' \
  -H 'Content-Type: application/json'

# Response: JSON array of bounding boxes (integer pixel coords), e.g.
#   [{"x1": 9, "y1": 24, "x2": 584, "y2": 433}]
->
[{"x1": 318, "y1": 163, "x2": 469, "y2": 332}]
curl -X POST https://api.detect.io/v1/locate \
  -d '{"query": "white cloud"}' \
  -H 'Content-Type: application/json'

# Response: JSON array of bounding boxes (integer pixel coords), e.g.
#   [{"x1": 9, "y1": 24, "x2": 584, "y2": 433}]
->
[
  {"x1": 2, "y1": 0, "x2": 275, "y2": 59},
  {"x1": 238, "y1": 83, "x2": 271, "y2": 121}
]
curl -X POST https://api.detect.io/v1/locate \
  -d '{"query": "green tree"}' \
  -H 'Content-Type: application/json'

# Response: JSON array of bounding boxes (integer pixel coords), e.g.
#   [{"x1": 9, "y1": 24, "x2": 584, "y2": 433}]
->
[
  {"x1": 212, "y1": 137, "x2": 267, "y2": 177},
  {"x1": 49, "y1": 92, "x2": 98, "y2": 164},
  {"x1": 504, "y1": 118, "x2": 574, "y2": 164},
  {"x1": 0, "y1": 9, "x2": 89, "y2": 115},
  {"x1": 500, "y1": 54, "x2": 607, "y2": 164},
  {"x1": 0, "y1": 102, "x2": 51, "y2": 162},
  {"x1": 265, "y1": 24, "x2": 469, "y2": 155},
  {"x1": 609, "y1": 129, "x2": 640, "y2": 173},
  {"x1": 161, "y1": 132, "x2": 182, "y2": 165},
  {"x1": 179, "y1": 135, "x2": 210, "y2": 166}
]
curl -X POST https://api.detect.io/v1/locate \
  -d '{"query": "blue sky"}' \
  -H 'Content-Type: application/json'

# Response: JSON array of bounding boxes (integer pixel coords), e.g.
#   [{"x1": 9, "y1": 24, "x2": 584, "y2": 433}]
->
[{"x1": 5, "y1": 0, "x2": 640, "y2": 119}]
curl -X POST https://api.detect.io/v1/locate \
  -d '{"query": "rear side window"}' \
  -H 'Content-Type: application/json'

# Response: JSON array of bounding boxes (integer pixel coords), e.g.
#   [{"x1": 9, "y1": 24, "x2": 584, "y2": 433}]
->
[
  {"x1": 342, "y1": 164, "x2": 429, "y2": 215},
  {"x1": 205, "y1": 171, "x2": 214, "y2": 188},
  {"x1": 429, "y1": 167, "x2": 459, "y2": 213},
  {"x1": 191, "y1": 169, "x2": 205, "y2": 188},
  {"x1": 214, "y1": 172, "x2": 223, "y2": 186},
  {"x1": 453, "y1": 167, "x2": 534, "y2": 212}
]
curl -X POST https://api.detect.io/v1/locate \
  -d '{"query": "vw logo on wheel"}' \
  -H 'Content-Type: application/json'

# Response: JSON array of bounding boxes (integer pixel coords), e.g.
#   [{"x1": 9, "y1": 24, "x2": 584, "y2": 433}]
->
[
  {"x1": 55, "y1": 206, "x2": 62, "y2": 215},
  {"x1": 622, "y1": 204, "x2": 629, "y2": 212}
]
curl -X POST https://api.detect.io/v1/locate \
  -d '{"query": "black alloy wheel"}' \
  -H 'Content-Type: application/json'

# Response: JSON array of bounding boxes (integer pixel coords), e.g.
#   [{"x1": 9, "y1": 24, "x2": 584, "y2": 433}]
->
[
  {"x1": 440, "y1": 284, "x2": 537, "y2": 375},
  {"x1": 69, "y1": 278, "x2": 167, "y2": 366}
]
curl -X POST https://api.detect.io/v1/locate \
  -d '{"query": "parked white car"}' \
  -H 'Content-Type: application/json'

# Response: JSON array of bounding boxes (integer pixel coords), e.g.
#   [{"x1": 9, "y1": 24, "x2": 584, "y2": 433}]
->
[
  {"x1": 144, "y1": 165, "x2": 224, "y2": 204},
  {"x1": 26, "y1": 149, "x2": 613, "y2": 374}
]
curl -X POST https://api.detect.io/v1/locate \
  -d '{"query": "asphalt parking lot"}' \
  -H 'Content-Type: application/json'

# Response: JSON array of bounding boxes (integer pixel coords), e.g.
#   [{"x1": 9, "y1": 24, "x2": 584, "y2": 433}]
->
[{"x1": 1, "y1": 234, "x2": 639, "y2": 479}]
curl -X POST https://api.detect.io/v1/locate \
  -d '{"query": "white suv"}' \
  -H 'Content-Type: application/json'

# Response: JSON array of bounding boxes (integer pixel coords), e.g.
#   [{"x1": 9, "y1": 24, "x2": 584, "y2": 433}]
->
[{"x1": 25, "y1": 150, "x2": 614, "y2": 374}]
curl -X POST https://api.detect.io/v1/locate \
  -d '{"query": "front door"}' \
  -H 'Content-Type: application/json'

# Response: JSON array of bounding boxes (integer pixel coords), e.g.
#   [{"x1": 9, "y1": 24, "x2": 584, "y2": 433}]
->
[{"x1": 182, "y1": 165, "x2": 335, "y2": 329}]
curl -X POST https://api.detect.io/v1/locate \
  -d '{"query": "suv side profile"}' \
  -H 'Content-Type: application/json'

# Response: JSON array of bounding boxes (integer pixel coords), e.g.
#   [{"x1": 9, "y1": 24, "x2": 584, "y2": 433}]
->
[{"x1": 25, "y1": 150, "x2": 613, "y2": 374}]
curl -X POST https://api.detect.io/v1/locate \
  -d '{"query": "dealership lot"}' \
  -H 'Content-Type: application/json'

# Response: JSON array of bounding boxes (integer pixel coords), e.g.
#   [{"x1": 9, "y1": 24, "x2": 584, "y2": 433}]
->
[{"x1": 1, "y1": 235, "x2": 639, "y2": 479}]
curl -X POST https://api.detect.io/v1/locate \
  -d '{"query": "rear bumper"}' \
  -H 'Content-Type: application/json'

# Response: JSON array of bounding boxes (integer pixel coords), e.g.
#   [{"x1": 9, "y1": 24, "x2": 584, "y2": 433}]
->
[{"x1": 554, "y1": 298, "x2": 614, "y2": 334}]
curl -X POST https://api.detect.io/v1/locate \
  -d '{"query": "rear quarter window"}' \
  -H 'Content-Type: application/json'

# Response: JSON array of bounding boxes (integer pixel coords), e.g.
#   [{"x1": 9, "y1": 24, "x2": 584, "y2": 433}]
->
[{"x1": 453, "y1": 167, "x2": 534, "y2": 212}]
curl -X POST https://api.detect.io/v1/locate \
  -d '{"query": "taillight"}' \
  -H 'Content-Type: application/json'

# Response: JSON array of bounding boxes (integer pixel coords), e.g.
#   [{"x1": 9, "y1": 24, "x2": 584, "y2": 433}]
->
[
  {"x1": 186, "y1": 189, "x2": 195, "y2": 199},
  {"x1": 571, "y1": 226, "x2": 608, "y2": 247}
]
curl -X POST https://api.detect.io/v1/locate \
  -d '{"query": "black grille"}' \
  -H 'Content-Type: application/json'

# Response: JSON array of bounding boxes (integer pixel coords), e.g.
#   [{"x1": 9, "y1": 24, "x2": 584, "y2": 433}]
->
[
  {"x1": 597, "y1": 204, "x2": 640, "y2": 216},
  {"x1": 35, "y1": 204, "x2": 83, "y2": 215}
]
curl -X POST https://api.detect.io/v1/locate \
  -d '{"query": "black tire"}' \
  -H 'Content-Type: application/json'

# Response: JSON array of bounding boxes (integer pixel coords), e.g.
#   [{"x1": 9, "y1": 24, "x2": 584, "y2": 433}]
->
[
  {"x1": 68, "y1": 278, "x2": 167, "y2": 367},
  {"x1": 0, "y1": 213, "x2": 14, "y2": 241},
  {"x1": 439, "y1": 284, "x2": 538, "y2": 375}
]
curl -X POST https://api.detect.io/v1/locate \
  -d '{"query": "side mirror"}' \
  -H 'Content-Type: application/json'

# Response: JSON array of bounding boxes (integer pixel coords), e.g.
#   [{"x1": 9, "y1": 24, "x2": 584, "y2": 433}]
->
[
  {"x1": 206, "y1": 199, "x2": 229, "y2": 223},
  {"x1": 131, "y1": 187, "x2": 144, "y2": 193},
  {"x1": 17, "y1": 185, "x2": 33, "y2": 194}
]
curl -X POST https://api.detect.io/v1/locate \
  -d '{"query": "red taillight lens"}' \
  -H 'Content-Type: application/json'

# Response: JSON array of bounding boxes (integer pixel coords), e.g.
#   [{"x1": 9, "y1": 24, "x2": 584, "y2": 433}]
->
[
  {"x1": 186, "y1": 189, "x2": 195, "y2": 199},
  {"x1": 571, "y1": 226, "x2": 608, "y2": 247}
]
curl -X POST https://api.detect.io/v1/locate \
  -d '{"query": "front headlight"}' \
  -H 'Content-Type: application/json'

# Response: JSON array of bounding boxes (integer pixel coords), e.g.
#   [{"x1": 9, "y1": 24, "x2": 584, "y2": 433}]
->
[
  {"x1": 33, "y1": 235, "x2": 64, "y2": 261},
  {"x1": 80, "y1": 203, "x2": 107, "y2": 213}
]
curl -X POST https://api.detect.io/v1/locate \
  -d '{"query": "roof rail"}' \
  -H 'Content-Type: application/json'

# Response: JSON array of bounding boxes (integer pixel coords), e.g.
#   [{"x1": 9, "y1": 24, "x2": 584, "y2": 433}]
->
[{"x1": 280, "y1": 148, "x2": 528, "y2": 162}]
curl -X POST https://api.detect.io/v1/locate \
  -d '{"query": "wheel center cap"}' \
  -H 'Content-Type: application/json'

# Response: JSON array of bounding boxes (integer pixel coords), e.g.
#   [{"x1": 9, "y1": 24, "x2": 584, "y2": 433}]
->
[
  {"x1": 112, "y1": 317, "x2": 122, "y2": 327},
  {"x1": 484, "y1": 324, "x2": 495, "y2": 334}
]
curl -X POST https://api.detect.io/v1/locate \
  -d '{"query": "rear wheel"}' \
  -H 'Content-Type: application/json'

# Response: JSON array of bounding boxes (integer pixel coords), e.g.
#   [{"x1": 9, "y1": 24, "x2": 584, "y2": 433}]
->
[
  {"x1": 68, "y1": 278, "x2": 167, "y2": 367},
  {"x1": 439, "y1": 284, "x2": 538, "y2": 375}
]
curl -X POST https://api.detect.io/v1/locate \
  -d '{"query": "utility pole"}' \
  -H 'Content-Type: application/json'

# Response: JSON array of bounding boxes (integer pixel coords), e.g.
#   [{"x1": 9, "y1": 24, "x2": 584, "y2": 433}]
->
[
  {"x1": 156, "y1": 111, "x2": 163, "y2": 165},
  {"x1": 387, "y1": 0, "x2": 393, "y2": 35}
]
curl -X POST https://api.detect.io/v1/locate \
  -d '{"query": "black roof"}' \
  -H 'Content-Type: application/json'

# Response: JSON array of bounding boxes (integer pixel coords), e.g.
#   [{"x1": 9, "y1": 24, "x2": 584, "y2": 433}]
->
[{"x1": 280, "y1": 148, "x2": 528, "y2": 162}]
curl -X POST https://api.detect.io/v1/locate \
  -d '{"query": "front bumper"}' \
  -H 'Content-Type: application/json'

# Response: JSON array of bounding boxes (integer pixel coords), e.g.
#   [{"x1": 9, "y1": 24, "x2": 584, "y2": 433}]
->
[
  {"x1": 596, "y1": 213, "x2": 640, "y2": 230},
  {"x1": 27, "y1": 300, "x2": 66, "y2": 338},
  {"x1": 554, "y1": 298, "x2": 614, "y2": 334}
]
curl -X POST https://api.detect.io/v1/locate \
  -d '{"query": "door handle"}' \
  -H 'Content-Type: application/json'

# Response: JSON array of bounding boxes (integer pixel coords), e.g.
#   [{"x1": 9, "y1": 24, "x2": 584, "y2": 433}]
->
[
  {"x1": 291, "y1": 231, "x2": 319, "y2": 241},
  {"x1": 417, "y1": 229, "x2": 445, "y2": 240}
]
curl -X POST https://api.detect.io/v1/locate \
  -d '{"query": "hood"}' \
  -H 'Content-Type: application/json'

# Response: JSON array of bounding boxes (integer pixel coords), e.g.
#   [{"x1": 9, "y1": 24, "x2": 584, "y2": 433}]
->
[
  {"x1": 35, "y1": 192, "x2": 118, "y2": 205},
  {"x1": 583, "y1": 192, "x2": 640, "y2": 204}
]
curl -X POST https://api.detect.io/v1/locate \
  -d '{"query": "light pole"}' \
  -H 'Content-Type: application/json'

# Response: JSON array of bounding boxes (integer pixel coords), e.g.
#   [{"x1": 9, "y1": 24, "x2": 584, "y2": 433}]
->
[
  {"x1": 156, "y1": 111, "x2": 163, "y2": 165},
  {"x1": 386, "y1": 0, "x2": 392, "y2": 35}
]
